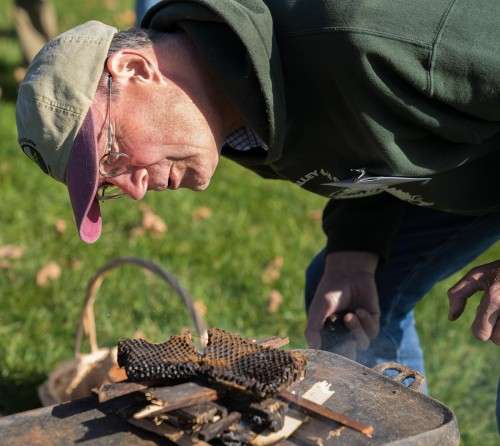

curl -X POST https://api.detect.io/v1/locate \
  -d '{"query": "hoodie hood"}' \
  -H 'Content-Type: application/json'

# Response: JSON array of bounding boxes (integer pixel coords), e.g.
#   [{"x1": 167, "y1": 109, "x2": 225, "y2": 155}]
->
[{"x1": 142, "y1": 0, "x2": 286, "y2": 164}]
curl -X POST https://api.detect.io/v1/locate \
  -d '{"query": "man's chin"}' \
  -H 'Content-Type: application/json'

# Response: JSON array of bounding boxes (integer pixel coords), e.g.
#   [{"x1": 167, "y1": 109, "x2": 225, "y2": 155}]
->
[
  {"x1": 191, "y1": 181, "x2": 210, "y2": 191},
  {"x1": 181, "y1": 170, "x2": 214, "y2": 191}
]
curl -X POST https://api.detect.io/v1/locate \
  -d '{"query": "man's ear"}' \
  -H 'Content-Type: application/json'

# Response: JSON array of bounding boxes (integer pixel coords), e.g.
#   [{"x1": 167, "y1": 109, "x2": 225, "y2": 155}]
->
[{"x1": 106, "y1": 51, "x2": 156, "y2": 83}]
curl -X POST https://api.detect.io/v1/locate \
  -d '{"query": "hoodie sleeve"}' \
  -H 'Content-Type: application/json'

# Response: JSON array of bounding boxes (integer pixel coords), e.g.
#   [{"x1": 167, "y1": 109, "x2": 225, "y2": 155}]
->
[{"x1": 322, "y1": 193, "x2": 405, "y2": 262}]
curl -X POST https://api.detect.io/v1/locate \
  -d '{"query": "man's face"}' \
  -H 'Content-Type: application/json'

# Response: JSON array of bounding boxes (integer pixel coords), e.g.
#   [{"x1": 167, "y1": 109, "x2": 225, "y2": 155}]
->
[{"x1": 95, "y1": 51, "x2": 222, "y2": 200}]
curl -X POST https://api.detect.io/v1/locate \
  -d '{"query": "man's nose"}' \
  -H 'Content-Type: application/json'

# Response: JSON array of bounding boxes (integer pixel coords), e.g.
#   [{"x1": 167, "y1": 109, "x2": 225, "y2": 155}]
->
[{"x1": 109, "y1": 168, "x2": 149, "y2": 200}]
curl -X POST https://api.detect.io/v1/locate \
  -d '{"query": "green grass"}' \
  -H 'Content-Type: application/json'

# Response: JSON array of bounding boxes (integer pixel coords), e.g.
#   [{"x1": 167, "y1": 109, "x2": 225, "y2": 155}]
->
[{"x1": 0, "y1": 1, "x2": 499, "y2": 444}]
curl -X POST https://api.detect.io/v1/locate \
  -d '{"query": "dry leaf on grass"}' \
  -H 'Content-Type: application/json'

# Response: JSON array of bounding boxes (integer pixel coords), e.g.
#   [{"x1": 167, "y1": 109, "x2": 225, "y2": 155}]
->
[
  {"x1": 142, "y1": 205, "x2": 167, "y2": 234},
  {"x1": 54, "y1": 219, "x2": 67, "y2": 234},
  {"x1": 192, "y1": 206, "x2": 212, "y2": 221},
  {"x1": 130, "y1": 227, "x2": 145, "y2": 238},
  {"x1": 131, "y1": 204, "x2": 167, "y2": 238},
  {"x1": 267, "y1": 290, "x2": 283, "y2": 313},
  {"x1": 70, "y1": 259, "x2": 83, "y2": 270},
  {"x1": 117, "y1": 9, "x2": 135, "y2": 27},
  {"x1": 104, "y1": 0, "x2": 118, "y2": 9},
  {"x1": 0, "y1": 162, "x2": 11, "y2": 173},
  {"x1": 0, "y1": 261, "x2": 11, "y2": 269},
  {"x1": 36, "y1": 261, "x2": 61, "y2": 287},
  {"x1": 308, "y1": 209, "x2": 322, "y2": 221},
  {"x1": 0, "y1": 245, "x2": 25, "y2": 259},
  {"x1": 193, "y1": 299, "x2": 208, "y2": 318},
  {"x1": 261, "y1": 256, "x2": 284, "y2": 284}
]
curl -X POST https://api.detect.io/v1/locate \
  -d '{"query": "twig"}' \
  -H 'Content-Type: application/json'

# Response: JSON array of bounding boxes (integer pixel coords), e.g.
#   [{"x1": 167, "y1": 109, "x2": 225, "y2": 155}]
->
[
  {"x1": 256, "y1": 337, "x2": 289, "y2": 349},
  {"x1": 279, "y1": 389, "x2": 374, "y2": 438}
]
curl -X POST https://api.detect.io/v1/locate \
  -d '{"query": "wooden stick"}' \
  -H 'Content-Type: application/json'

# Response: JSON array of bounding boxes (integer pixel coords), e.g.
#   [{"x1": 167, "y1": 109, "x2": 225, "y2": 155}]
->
[
  {"x1": 95, "y1": 382, "x2": 148, "y2": 403},
  {"x1": 251, "y1": 381, "x2": 334, "y2": 446},
  {"x1": 133, "y1": 383, "x2": 218, "y2": 419},
  {"x1": 197, "y1": 411, "x2": 241, "y2": 442},
  {"x1": 278, "y1": 389, "x2": 374, "y2": 438},
  {"x1": 256, "y1": 337, "x2": 290, "y2": 349},
  {"x1": 128, "y1": 418, "x2": 210, "y2": 446}
]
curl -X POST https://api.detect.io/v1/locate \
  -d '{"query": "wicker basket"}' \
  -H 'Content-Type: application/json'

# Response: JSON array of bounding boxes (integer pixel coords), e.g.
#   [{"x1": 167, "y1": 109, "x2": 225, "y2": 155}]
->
[{"x1": 38, "y1": 257, "x2": 207, "y2": 406}]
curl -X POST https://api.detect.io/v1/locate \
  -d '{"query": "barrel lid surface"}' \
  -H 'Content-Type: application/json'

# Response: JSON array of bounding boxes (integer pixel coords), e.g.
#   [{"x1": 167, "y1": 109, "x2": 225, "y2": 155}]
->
[{"x1": 0, "y1": 349, "x2": 459, "y2": 445}]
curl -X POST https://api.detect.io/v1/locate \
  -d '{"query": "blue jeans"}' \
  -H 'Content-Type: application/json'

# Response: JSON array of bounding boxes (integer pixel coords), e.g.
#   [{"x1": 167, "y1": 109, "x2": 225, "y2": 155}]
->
[
  {"x1": 305, "y1": 204, "x2": 500, "y2": 426},
  {"x1": 135, "y1": 0, "x2": 160, "y2": 26}
]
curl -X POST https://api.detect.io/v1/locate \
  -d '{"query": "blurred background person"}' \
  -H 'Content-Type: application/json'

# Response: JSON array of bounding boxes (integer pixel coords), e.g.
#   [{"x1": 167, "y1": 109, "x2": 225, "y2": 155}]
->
[{"x1": 12, "y1": 0, "x2": 57, "y2": 83}]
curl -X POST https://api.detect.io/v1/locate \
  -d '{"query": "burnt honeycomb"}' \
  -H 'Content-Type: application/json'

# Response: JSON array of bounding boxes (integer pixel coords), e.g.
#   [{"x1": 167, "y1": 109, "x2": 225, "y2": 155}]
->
[
  {"x1": 202, "y1": 328, "x2": 306, "y2": 397},
  {"x1": 118, "y1": 328, "x2": 306, "y2": 397},
  {"x1": 117, "y1": 331, "x2": 201, "y2": 381}
]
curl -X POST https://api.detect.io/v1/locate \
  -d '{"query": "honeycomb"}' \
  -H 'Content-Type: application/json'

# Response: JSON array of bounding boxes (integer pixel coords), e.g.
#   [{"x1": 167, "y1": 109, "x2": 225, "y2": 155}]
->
[
  {"x1": 202, "y1": 328, "x2": 306, "y2": 397},
  {"x1": 117, "y1": 331, "x2": 201, "y2": 381},
  {"x1": 117, "y1": 328, "x2": 306, "y2": 397}
]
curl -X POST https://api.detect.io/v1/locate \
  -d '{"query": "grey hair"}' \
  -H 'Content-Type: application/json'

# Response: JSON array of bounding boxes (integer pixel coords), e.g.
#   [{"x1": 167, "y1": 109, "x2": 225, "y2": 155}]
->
[{"x1": 95, "y1": 27, "x2": 165, "y2": 99}]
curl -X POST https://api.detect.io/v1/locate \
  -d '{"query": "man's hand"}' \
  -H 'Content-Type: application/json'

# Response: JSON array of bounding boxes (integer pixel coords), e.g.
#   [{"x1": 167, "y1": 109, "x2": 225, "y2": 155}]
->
[
  {"x1": 448, "y1": 261, "x2": 500, "y2": 345},
  {"x1": 305, "y1": 251, "x2": 380, "y2": 350}
]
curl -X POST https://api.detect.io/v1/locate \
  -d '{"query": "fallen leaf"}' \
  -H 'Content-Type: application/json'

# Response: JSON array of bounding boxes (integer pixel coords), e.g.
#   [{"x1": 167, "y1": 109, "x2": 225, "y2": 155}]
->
[
  {"x1": 36, "y1": 261, "x2": 61, "y2": 287},
  {"x1": 0, "y1": 245, "x2": 25, "y2": 259},
  {"x1": 0, "y1": 162, "x2": 11, "y2": 173},
  {"x1": 130, "y1": 227, "x2": 146, "y2": 238},
  {"x1": 194, "y1": 299, "x2": 208, "y2": 317},
  {"x1": 0, "y1": 261, "x2": 11, "y2": 269},
  {"x1": 192, "y1": 206, "x2": 212, "y2": 221},
  {"x1": 267, "y1": 290, "x2": 283, "y2": 313},
  {"x1": 308, "y1": 209, "x2": 322, "y2": 221},
  {"x1": 117, "y1": 9, "x2": 136, "y2": 27},
  {"x1": 136, "y1": 204, "x2": 168, "y2": 238},
  {"x1": 262, "y1": 256, "x2": 284, "y2": 284},
  {"x1": 54, "y1": 219, "x2": 67, "y2": 234},
  {"x1": 70, "y1": 259, "x2": 83, "y2": 270},
  {"x1": 104, "y1": 0, "x2": 118, "y2": 9}
]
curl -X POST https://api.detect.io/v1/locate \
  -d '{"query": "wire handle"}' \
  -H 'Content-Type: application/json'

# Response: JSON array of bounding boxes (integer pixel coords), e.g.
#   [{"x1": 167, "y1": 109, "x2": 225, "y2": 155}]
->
[{"x1": 74, "y1": 257, "x2": 207, "y2": 357}]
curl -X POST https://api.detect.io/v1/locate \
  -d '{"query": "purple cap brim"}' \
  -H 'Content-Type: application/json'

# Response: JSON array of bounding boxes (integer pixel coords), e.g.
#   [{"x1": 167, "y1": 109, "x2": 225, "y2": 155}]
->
[{"x1": 67, "y1": 111, "x2": 102, "y2": 243}]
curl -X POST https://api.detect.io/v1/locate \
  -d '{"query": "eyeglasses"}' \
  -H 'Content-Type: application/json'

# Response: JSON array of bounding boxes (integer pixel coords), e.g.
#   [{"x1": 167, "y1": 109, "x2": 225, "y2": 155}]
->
[{"x1": 96, "y1": 74, "x2": 130, "y2": 201}]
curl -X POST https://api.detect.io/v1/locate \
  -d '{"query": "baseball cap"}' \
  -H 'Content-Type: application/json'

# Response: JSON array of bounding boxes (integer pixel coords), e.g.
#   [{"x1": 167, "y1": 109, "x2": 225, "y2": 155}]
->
[{"x1": 16, "y1": 21, "x2": 117, "y2": 243}]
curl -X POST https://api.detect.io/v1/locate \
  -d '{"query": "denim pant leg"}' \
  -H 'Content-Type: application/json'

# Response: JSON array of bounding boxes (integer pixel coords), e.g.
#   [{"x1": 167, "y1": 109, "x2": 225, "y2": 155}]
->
[{"x1": 305, "y1": 206, "x2": 500, "y2": 378}]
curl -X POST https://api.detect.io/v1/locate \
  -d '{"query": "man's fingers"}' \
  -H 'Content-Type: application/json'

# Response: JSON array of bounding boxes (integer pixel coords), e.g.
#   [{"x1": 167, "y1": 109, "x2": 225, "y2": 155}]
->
[
  {"x1": 305, "y1": 329, "x2": 321, "y2": 349},
  {"x1": 355, "y1": 308, "x2": 379, "y2": 339},
  {"x1": 344, "y1": 312, "x2": 370, "y2": 350},
  {"x1": 448, "y1": 272, "x2": 484, "y2": 320},
  {"x1": 305, "y1": 305, "x2": 327, "y2": 348},
  {"x1": 490, "y1": 318, "x2": 500, "y2": 346},
  {"x1": 305, "y1": 305, "x2": 332, "y2": 348},
  {"x1": 305, "y1": 289, "x2": 342, "y2": 349},
  {"x1": 471, "y1": 291, "x2": 500, "y2": 341}
]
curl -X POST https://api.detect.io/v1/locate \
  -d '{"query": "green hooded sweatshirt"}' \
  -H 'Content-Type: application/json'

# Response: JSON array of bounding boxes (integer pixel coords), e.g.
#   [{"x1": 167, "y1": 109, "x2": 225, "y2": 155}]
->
[{"x1": 143, "y1": 0, "x2": 500, "y2": 260}]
